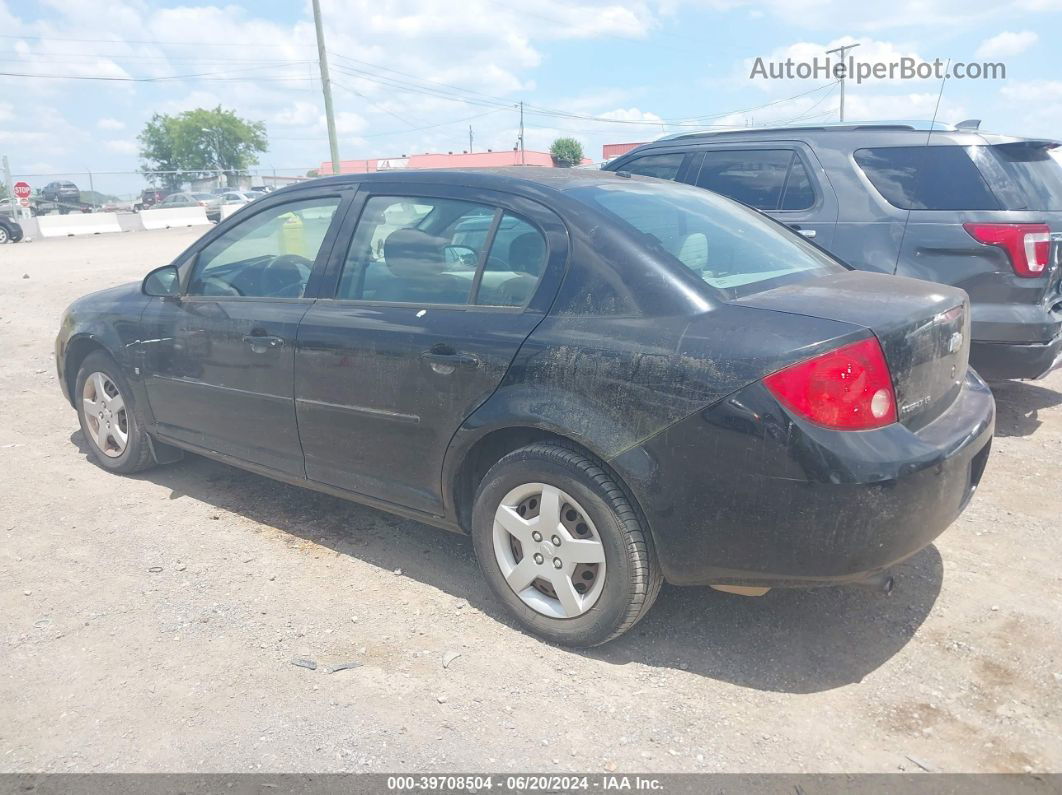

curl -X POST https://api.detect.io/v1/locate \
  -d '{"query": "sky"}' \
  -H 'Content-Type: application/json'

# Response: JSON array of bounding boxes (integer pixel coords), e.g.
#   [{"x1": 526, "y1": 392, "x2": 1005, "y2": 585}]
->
[{"x1": 2, "y1": 0, "x2": 1061, "y2": 198}]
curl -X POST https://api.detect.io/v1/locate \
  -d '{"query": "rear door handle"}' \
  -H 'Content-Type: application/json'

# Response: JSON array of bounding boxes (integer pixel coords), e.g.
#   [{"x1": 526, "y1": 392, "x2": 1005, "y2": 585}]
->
[
  {"x1": 243, "y1": 334, "x2": 284, "y2": 350},
  {"x1": 788, "y1": 224, "x2": 816, "y2": 238}
]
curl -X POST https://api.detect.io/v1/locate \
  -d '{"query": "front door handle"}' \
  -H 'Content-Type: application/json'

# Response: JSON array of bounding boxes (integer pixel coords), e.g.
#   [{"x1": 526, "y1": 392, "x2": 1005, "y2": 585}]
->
[{"x1": 242, "y1": 334, "x2": 284, "y2": 351}]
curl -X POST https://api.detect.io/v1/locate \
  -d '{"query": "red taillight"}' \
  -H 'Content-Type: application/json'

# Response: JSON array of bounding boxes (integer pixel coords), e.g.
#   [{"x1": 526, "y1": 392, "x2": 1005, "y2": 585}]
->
[
  {"x1": 763, "y1": 337, "x2": 897, "y2": 430},
  {"x1": 198, "y1": 201, "x2": 208, "y2": 207},
  {"x1": 964, "y1": 222, "x2": 1051, "y2": 278}
]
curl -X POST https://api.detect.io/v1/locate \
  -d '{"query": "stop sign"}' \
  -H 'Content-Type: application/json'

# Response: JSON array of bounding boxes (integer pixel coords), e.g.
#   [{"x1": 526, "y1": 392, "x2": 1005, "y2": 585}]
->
[{"x1": 13, "y1": 181, "x2": 30, "y2": 200}]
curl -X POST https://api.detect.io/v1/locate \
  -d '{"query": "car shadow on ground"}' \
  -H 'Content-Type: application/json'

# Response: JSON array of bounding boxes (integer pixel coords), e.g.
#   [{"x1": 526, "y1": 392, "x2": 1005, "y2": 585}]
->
[
  {"x1": 989, "y1": 380, "x2": 1062, "y2": 438},
  {"x1": 70, "y1": 431, "x2": 942, "y2": 695}
]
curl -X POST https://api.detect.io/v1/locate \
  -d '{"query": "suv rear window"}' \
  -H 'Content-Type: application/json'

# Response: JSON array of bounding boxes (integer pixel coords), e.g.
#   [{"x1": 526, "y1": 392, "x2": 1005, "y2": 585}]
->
[
  {"x1": 693, "y1": 149, "x2": 815, "y2": 211},
  {"x1": 982, "y1": 143, "x2": 1062, "y2": 211},
  {"x1": 854, "y1": 146, "x2": 1001, "y2": 210},
  {"x1": 566, "y1": 180, "x2": 842, "y2": 298}
]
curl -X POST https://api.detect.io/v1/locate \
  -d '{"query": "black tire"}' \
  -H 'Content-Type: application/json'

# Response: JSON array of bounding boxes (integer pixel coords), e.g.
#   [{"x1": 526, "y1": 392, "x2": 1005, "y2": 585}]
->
[
  {"x1": 0, "y1": 225, "x2": 9, "y2": 244},
  {"x1": 75, "y1": 351, "x2": 155, "y2": 475},
  {"x1": 471, "y1": 442, "x2": 662, "y2": 647}
]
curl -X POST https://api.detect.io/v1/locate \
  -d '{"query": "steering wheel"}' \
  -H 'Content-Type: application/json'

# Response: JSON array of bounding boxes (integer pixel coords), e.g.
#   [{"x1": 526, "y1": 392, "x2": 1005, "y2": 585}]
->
[
  {"x1": 199, "y1": 276, "x2": 244, "y2": 297},
  {"x1": 262, "y1": 254, "x2": 313, "y2": 297}
]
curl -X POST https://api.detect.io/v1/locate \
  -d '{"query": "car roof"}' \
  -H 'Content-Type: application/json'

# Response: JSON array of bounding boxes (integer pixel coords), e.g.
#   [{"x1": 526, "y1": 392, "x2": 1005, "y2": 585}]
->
[{"x1": 271, "y1": 166, "x2": 645, "y2": 199}]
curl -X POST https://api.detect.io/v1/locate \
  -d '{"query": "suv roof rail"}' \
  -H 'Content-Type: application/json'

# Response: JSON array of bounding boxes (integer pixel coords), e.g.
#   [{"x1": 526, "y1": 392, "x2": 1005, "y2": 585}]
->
[{"x1": 655, "y1": 119, "x2": 958, "y2": 142}]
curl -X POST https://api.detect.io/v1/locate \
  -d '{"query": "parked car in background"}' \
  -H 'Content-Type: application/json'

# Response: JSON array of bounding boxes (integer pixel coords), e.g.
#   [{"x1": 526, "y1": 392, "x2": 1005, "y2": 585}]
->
[
  {"x1": 55, "y1": 168, "x2": 993, "y2": 646},
  {"x1": 605, "y1": 122, "x2": 1062, "y2": 381},
  {"x1": 41, "y1": 180, "x2": 81, "y2": 210},
  {"x1": 0, "y1": 211, "x2": 23, "y2": 243},
  {"x1": 219, "y1": 190, "x2": 263, "y2": 205},
  {"x1": 156, "y1": 191, "x2": 222, "y2": 222},
  {"x1": 133, "y1": 189, "x2": 170, "y2": 212}
]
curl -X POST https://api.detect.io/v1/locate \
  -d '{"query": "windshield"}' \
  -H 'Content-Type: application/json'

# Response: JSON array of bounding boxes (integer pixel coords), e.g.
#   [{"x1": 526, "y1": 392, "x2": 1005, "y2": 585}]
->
[{"x1": 566, "y1": 180, "x2": 843, "y2": 298}]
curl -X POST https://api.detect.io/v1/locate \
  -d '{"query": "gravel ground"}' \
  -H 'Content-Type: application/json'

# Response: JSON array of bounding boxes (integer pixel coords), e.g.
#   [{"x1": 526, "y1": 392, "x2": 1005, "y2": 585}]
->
[{"x1": 1, "y1": 229, "x2": 1060, "y2": 773}]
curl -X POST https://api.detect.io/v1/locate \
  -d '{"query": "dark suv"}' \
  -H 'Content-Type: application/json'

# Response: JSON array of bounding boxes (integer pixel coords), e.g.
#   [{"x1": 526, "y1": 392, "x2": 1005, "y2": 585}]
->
[
  {"x1": 605, "y1": 122, "x2": 1062, "y2": 381},
  {"x1": 41, "y1": 180, "x2": 81, "y2": 207}
]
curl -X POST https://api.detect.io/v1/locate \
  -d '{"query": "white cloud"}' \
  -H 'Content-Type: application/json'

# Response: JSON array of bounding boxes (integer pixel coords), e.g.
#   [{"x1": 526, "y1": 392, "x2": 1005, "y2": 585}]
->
[
  {"x1": 976, "y1": 31, "x2": 1038, "y2": 58},
  {"x1": 97, "y1": 117, "x2": 125, "y2": 131},
  {"x1": 104, "y1": 139, "x2": 138, "y2": 154}
]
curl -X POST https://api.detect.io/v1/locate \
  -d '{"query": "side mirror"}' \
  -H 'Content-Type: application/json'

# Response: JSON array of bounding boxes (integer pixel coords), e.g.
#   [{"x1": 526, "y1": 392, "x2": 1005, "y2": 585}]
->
[{"x1": 143, "y1": 264, "x2": 180, "y2": 297}]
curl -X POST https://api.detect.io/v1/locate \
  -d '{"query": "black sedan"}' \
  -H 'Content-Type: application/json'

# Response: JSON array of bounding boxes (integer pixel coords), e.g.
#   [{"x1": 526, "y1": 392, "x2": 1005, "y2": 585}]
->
[
  {"x1": 55, "y1": 168, "x2": 994, "y2": 646},
  {"x1": 0, "y1": 211, "x2": 24, "y2": 244}
]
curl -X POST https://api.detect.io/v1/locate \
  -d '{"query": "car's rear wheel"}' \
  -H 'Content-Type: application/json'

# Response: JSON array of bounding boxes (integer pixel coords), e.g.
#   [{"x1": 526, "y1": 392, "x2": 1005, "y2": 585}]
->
[
  {"x1": 0, "y1": 226, "x2": 8, "y2": 244},
  {"x1": 471, "y1": 443, "x2": 662, "y2": 647},
  {"x1": 75, "y1": 351, "x2": 155, "y2": 475}
]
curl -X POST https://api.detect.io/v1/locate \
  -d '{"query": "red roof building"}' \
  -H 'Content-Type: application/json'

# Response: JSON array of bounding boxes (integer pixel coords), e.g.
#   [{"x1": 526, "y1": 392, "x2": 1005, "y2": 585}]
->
[
  {"x1": 320, "y1": 149, "x2": 567, "y2": 174},
  {"x1": 602, "y1": 142, "x2": 648, "y2": 160}
]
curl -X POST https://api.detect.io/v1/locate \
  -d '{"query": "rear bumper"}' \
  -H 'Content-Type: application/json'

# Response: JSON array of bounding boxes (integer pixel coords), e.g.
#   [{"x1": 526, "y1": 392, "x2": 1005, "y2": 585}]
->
[
  {"x1": 970, "y1": 333, "x2": 1062, "y2": 381},
  {"x1": 611, "y1": 370, "x2": 995, "y2": 588}
]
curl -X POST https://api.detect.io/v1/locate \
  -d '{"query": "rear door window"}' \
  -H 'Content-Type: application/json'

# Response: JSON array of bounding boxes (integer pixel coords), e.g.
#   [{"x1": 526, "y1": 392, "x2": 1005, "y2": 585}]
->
[
  {"x1": 854, "y1": 146, "x2": 1002, "y2": 210},
  {"x1": 693, "y1": 149, "x2": 814, "y2": 210},
  {"x1": 620, "y1": 152, "x2": 685, "y2": 181}
]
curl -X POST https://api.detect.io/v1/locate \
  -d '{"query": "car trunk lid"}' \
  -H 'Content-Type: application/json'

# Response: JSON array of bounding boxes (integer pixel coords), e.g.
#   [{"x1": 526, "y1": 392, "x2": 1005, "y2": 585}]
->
[{"x1": 735, "y1": 270, "x2": 970, "y2": 429}]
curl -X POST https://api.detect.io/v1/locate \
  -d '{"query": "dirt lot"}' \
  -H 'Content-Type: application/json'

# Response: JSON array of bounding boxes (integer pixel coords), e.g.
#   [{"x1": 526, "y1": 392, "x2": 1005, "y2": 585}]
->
[{"x1": 1, "y1": 228, "x2": 1060, "y2": 773}]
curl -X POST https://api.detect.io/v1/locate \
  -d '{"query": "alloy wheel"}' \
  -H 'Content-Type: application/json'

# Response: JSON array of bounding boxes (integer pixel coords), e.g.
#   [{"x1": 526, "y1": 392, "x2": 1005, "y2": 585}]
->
[
  {"x1": 492, "y1": 482, "x2": 607, "y2": 619},
  {"x1": 82, "y1": 371, "x2": 128, "y2": 458},
  {"x1": 0, "y1": 227, "x2": 8, "y2": 244}
]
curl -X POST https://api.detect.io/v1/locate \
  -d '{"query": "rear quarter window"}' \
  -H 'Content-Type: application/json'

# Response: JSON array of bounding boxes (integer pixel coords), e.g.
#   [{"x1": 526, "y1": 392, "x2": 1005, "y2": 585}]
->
[{"x1": 854, "y1": 146, "x2": 1001, "y2": 210}]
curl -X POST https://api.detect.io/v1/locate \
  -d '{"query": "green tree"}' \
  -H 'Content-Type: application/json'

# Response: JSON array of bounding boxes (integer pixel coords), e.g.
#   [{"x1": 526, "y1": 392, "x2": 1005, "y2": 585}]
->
[
  {"x1": 138, "y1": 106, "x2": 268, "y2": 189},
  {"x1": 550, "y1": 137, "x2": 584, "y2": 168}
]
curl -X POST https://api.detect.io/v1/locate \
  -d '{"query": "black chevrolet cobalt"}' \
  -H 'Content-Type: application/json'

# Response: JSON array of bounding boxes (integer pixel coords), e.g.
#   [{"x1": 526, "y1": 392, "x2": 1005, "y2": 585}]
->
[{"x1": 56, "y1": 168, "x2": 994, "y2": 646}]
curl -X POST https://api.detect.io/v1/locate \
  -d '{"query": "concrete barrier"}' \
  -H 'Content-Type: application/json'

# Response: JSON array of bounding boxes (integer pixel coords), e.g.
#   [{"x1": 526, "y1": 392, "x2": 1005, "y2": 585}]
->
[
  {"x1": 36, "y1": 212, "x2": 123, "y2": 238},
  {"x1": 220, "y1": 203, "x2": 242, "y2": 220},
  {"x1": 140, "y1": 206, "x2": 210, "y2": 230}
]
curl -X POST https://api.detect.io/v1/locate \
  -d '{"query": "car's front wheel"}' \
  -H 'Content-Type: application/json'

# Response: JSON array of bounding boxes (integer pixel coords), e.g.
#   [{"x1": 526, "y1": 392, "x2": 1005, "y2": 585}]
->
[
  {"x1": 75, "y1": 351, "x2": 155, "y2": 475},
  {"x1": 471, "y1": 443, "x2": 662, "y2": 647},
  {"x1": 0, "y1": 225, "x2": 8, "y2": 244}
]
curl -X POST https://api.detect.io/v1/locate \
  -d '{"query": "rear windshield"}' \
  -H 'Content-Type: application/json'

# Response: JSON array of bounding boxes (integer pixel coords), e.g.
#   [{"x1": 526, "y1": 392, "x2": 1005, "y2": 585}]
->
[
  {"x1": 854, "y1": 146, "x2": 1001, "y2": 210},
  {"x1": 566, "y1": 180, "x2": 843, "y2": 298},
  {"x1": 983, "y1": 143, "x2": 1062, "y2": 211}
]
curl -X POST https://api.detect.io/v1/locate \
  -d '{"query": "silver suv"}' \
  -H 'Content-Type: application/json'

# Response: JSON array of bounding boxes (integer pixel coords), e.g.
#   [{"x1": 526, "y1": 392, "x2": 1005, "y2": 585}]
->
[{"x1": 604, "y1": 122, "x2": 1062, "y2": 381}]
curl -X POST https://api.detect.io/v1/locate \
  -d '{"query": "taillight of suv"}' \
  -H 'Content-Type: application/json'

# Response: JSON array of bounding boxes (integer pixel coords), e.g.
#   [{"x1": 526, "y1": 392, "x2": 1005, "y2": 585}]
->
[
  {"x1": 964, "y1": 222, "x2": 1051, "y2": 278},
  {"x1": 763, "y1": 337, "x2": 897, "y2": 430}
]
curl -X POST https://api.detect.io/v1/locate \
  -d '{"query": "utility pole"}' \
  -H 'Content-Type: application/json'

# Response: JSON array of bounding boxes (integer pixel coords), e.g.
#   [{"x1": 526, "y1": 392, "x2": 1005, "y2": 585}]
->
[
  {"x1": 518, "y1": 101, "x2": 525, "y2": 165},
  {"x1": 468, "y1": 125, "x2": 473, "y2": 153},
  {"x1": 825, "y1": 41, "x2": 860, "y2": 122},
  {"x1": 312, "y1": 0, "x2": 341, "y2": 175}
]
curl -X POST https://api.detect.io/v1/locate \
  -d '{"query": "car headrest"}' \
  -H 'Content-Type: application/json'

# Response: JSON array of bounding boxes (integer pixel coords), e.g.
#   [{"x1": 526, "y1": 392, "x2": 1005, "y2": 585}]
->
[
  {"x1": 383, "y1": 228, "x2": 448, "y2": 280},
  {"x1": 509, "y1": 232, "x2": 546, "y2": 274}
]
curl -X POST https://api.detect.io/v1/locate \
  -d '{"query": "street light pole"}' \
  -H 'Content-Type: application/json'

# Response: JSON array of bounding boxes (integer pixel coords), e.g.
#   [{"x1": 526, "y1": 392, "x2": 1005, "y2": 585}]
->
[
  {"x1": 825, "y1": 42, "x2": 860, "y2": 122},
  {"x1": 518, "y1": 101, "x2": 525, "y2": 165},
  {"x1": 312, "y1": 0, "x2": 341, "y2": 176}
]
